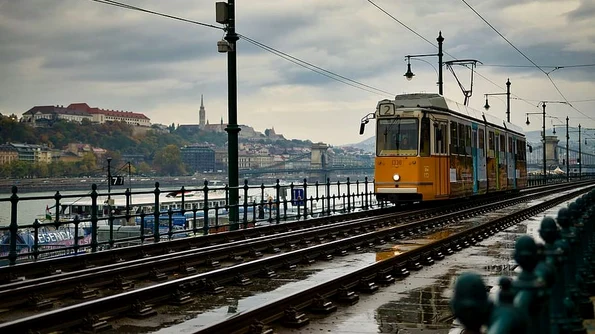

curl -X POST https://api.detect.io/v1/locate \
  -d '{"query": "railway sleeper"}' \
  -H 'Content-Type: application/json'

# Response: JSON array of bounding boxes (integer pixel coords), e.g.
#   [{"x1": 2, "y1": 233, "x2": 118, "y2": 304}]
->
[
  {"x1": 258, "y1": 267, "x2": 277, "y2": 279},
  {"x1": 335, "y1": 286, "x2": 359, "y2": 305},
  {"x1": 282, "y1": 260, "x2": 297, "y2": 271},
  {"x1": 266, "y1": 243, "x2": 281, "y2": 253},
  {"x1": 129, "y1": 300, "x2": 157, "y2": 319},
  {"x1": 205, "y1": 257, "x2": 221, "y2": 268},
  {"x1": 27, "y1": 294, "x2": 53, "y2": 310},
  {"x1": 318, "y1": 250, "x2": 334, "y2": 261},
  {"x1": 234, "y1": 274, "x2": 252, "y2": 286},
  {"x1": 335, "y1": 248, "x2": 348, "y2": 256},
  {"x1": 357, "y1": 276, "x2": 379, "y2": 294},
  {"x1": 431, "y1": 249, "x2": 445, "y2": 261},
  {"x1": 421, "y1": 253, "x2": 434, "y2": 266},
  {"x1": 81, "y1": 314, "x2": 112, "y2": 333},
  {"x1": 149, "y1": 268, "x2": 167, "y2": 282},
  {"x1": 178, "y1": 262, "x2": 197, "y2": 275},
  {"x1": 282, "y1": 306, "x2": 310, "y2": 328},
  {"x1": 375, "y1": 269, "x2": 395, "y2": 286},
  {"x1": 204, "y1": 279, "x2": 225, "y2": 294},
  {"x1": 170, "y1": 289, "x2": 193, "y2": 306},
  {"x1": 301, "y1": 255, "x2": 316, "y2": 265},
  {"x1": 113, "y1": 275, "x2": 134, "y2": 291},
  {"x1": 74, "y1": 283, "x2": 98, "y2": 299},
  {"x1": 249, "y1": 320, "x2": 274, "y2": 334},
  {"x1": 249, "y1": 248, "x2": 263, "y2": 258},
  {"x1": 407, "y1": 258, "x2": 422, "y2": 271},
  {"x1": 229, "y1": 253, "x2": 244, "y2": 262},
  {"x1": 309, "y1": 295, "x2": 337, "y2": 315}
]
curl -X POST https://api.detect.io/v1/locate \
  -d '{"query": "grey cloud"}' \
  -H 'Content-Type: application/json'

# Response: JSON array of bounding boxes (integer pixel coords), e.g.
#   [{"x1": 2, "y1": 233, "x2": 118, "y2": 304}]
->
[{"x1": 567, "y1": 0, "x2": 595, "y2": 21}]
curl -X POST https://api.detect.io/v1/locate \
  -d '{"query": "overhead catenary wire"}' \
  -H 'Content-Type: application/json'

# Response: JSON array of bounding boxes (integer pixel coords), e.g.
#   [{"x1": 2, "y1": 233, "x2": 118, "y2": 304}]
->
[
  {"x1": 366, "y1": 0, "x2": 541, "y2": 111},
  {"x1": 89, "y1": 0, "x2": 394, "y2": 97},
  {"x1": 458, "y1": 0, "x2": 595, "y2": 122}
]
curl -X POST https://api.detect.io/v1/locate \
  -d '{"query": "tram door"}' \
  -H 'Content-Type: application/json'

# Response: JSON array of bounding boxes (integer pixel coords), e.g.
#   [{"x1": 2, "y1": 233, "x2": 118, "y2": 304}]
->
[{"x1": 432, "y1": 120, "x2": 449, "y2": 197}]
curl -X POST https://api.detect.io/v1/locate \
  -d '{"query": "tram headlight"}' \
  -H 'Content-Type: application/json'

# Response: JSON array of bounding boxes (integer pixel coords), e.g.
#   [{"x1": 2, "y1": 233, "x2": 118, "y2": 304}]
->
[{"x1": 393, "y1": 174, "x2": 400, "y2": 182}]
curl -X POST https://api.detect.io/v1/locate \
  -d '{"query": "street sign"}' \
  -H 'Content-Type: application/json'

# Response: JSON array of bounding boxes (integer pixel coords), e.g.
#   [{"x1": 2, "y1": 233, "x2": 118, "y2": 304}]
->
[{"x1": 291, "y1": 188, "x2": 304, "y2": 206}]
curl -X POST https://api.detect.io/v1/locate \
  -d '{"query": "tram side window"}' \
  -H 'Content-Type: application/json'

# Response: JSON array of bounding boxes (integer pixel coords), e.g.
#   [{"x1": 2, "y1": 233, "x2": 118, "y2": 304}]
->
[
  {"x1": 420, "y1": 116, "x2": 430, "y2": 157},
  {"x1": 433, "y1": 122, "x2": 448, "y2": 154},
  {"x1": 500, "y1": 135, "x2": 505, "y2": 154},
  {"x1": 458, "y1": 123, "x2": 465, "y2": 155},
  {"x1": 488, "y1": 131, "x2": 495, "y2": 157},
  {"x1": 450, "y1": 121, "x2": 458, "y2": 155},
  {"x1": 465, "y1": 125, "x2": 472, "y2": 154},
  {"x1": 478, "y1": 129, "x2": 485, "y2": 156},
  {"x1": 472, "y1": 128, "x2": 477, "y2": 149},
  {"x1": 508, "y1": 137, "x2": 513, "y2": 154}
]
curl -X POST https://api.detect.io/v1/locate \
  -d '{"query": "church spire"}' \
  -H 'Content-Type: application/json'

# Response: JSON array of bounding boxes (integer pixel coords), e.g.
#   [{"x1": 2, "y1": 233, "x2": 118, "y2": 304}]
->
[{"x1": 199, "y1": 94, "x2": 206, "y2": 127}]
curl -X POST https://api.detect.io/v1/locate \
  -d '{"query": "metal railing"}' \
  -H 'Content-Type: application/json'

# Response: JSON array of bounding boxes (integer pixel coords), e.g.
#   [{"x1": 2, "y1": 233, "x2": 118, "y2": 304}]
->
[
  {"x1": 0, "y1": 177, "x2": 382, "y2": 265},
  {"x1": 451, "y1": 188, "x2": 595, "y2": 333},
  {"x1": 2, "y1": 174, "x2": 594, "y2": 266}
]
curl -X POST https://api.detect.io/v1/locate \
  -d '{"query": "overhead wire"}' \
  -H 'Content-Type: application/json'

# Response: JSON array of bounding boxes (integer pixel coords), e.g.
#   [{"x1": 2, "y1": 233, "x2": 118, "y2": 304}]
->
[
  {"x1": 458, "y1": 0, "x2": 595, "y2": 122},
  {"x1": 366, "y1": 0, "x2": 541, "y2": 111},
  {"x1": 89, "y1": 0, "x2": 394, "y2": 97}
]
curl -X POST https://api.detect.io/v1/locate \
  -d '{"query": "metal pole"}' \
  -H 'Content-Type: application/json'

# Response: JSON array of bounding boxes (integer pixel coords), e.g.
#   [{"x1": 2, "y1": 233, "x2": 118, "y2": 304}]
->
[
  {"x1": 542, "y1": 103, "x2": 546, "y2": 184},
  {"x1": 566, "y1": 117, "x2": 569, "y2": 182},
  {"x1": 506, "y1": 79, "x2": 511, "y2": 123},
  {"x1": 225, "y1": 0, "x2": 240, "y2": 229},
  {"x1": 579, "y1": 124, "x2": 582, "y2": 179},
  {"x1": 437, "y1": 31, "x2": 444, "y2": 95},
  {"x1": 107, "y1": 157, "x2": 112, "y2": 201}
]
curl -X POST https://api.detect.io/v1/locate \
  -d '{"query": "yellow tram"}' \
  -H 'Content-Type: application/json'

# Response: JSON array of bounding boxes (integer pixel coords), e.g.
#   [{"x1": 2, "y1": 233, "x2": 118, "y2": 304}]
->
[{"x1": 359, "y1": 94, "x2": 528, "y2": 204}]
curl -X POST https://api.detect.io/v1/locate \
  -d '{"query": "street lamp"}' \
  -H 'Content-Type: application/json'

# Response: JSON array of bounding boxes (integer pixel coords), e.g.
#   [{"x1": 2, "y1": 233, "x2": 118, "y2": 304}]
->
[
  {"x1": 483, "y1": 79, "x2": 512, "y2": 122},
  {"x1": 404, "y1": 31, "x2": 444, "y2": 95},
  {"x1": 216, "y1": 0, "x2": 240, "y2": 229}
]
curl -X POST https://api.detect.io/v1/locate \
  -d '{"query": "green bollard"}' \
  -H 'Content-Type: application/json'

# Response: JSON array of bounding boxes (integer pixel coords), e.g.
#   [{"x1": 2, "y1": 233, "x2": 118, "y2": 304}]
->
[
  {"x1": 567, "y1": 202, "x2": 595, "y2": 319},
  {"x1": 488, "y1": 277, "x2": 528, "y2": 334},
  {"x1": 512, "y1": 235, "x2": 550, "y2": 334},
  {"x1": 450, "y1": 272, "x2": 492, "y2": 333},
  {"x1": 537, "y1": 217, "x2": 565, "y2": 333}
]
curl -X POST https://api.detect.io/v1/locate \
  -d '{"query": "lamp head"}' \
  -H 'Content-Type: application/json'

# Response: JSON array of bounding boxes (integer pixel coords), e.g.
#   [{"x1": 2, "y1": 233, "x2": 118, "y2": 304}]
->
[
  {"x1": 553, "y1": 127, "x2": 556, "y2": 135},
  {"x1": 484, "y1": 97, "x2": 490, "y2": 110},
  {"x1": 404, "y1": 63, "x2": 414, "y2": 81},
  {"x1": 526, "y1": 116, "x2": 530, "y2": 126}
]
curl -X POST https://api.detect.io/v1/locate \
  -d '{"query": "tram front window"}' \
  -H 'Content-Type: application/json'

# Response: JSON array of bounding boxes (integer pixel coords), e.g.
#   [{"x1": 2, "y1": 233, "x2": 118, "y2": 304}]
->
[{"x1": 377, "y1": 118, "x2": 419, "y2": 156}]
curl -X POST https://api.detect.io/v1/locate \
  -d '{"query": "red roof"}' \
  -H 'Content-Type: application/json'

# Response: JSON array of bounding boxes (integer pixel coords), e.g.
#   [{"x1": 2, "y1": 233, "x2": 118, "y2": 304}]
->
[{"x1": 67, "y1": 103, "x2": 149, "y2": 120}]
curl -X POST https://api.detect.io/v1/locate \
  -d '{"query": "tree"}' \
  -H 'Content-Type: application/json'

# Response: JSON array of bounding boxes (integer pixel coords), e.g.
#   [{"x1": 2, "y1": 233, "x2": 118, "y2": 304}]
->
[{"x1": 153, "y1": 144, "x2": 186, "y2": 176}]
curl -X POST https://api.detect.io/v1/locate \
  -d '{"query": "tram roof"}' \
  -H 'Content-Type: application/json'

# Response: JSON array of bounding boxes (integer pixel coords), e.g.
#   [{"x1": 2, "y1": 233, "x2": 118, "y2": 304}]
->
[{"x1": 390, "y1": 93, "x2": 525, "y2": 136}]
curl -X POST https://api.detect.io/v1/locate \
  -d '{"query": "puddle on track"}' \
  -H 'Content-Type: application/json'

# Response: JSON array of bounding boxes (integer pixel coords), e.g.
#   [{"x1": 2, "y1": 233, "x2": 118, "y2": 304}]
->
[{"x1": 106, "y1": 190, "x2": 587, "y2": 333}]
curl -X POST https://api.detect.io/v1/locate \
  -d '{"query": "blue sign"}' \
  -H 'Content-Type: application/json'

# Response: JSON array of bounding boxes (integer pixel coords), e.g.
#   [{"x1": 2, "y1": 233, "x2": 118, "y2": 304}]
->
[{"x1": 291, "y1": 189, "x2": 304, "y2": 206}]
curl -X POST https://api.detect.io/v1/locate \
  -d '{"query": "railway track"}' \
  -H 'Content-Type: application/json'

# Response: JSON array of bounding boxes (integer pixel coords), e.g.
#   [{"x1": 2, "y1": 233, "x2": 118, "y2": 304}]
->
[
  {"x1": 0, "y1": 181, "x2": 592, "y2": 333},
  {"x1": 0, "y1": 180, "x2": 570, "y2": 283}
]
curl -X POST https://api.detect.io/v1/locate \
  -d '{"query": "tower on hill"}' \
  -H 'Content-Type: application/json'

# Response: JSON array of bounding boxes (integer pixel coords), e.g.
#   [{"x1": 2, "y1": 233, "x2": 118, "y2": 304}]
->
[{"x1": 199, "y1": 94, "x2": 206, "y2": 127}]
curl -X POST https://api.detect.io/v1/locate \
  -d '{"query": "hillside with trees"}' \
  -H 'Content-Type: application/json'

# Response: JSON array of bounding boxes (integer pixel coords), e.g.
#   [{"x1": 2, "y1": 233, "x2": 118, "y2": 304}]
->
[{"x1": 0, "y1": 114, "x2": 311, "y2": 178}]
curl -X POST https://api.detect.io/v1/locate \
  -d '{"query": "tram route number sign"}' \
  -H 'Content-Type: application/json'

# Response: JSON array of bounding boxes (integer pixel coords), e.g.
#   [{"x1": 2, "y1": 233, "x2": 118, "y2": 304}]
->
[
  {"x1": 110, "y1": 176, "x2": 125, "y2": 186},
  {"x1": 291, "y1": 188, "x2": 305, "y2": 206}
]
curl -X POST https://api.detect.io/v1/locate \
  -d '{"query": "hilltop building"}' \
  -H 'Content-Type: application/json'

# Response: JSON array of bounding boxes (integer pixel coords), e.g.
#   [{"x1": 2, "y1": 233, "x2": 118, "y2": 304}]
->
[{"x1": 21, "y1": 103, "x2": 151, "y2": 127}]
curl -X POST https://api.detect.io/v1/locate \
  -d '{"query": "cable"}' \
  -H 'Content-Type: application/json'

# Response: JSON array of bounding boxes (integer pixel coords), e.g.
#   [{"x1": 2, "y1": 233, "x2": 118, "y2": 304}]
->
[
  {"x1": 89, "y1": 0, "x2": 394, "y2": 97},
  {"x1": 366, "y1": 0, "x2": 542, "y2": 111},
  {"x1": 90, "y1": 0, "x2": 223, "y2": 30},
  {"x1": 458, "y1": 0, "x2": 595, "y2": 122},
  {"x1": 239, "y1": 34, "x2": 395, "y2": 96},
  {"x1": 481, "y1": 63, "x2": 595, "y2": 69}
]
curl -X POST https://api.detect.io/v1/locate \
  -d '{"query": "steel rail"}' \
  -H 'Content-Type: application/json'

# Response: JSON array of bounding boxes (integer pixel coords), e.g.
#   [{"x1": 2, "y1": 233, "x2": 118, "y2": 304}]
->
[
  {"x1": 0, "y1": 183, "x2": 590, "y2": 332},
  {"x1": 0, "y1": 180, "x2": 575, "y2": 283},
  {"x1": 195, "y1": 186, "x2": 593, "y2": 334},
  {"x1": 0, "y1": 181, "x2": 574, "y2": 310}
]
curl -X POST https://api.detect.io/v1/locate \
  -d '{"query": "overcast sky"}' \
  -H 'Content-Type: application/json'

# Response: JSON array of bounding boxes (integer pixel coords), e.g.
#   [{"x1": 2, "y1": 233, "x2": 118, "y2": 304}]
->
[{"x1": 1, "y1": 0, "x2": 594, "y2": 145}]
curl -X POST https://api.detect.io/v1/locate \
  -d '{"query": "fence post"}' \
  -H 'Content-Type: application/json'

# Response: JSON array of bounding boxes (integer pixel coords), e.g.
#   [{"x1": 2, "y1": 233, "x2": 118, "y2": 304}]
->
[
  {"x1": 512, "y1": 235, "x2": 550, "y2": 334},
  {"x1": 90, "y1": 184, "x2": 99, "y2": 253},
  {"x1": 450, "y1": 272, "x2": 492, "y2": 332},
  {"x1": 8, "y1": 186, "x2": 19, "y2": 265}
]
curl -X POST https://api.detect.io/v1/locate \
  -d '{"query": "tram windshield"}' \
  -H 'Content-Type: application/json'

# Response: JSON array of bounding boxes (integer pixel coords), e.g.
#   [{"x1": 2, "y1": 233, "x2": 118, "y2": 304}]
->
[{"x1": 377, "y1": 118, "x2": 419, "y2": 156}]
